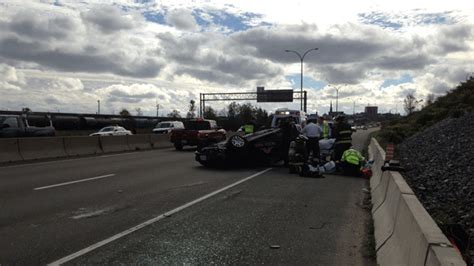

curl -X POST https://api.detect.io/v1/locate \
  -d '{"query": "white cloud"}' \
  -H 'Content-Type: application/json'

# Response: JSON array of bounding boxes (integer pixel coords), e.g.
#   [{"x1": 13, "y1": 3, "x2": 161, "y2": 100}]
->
[
  {"x1": 0, "y1": 0, "x2": 473, "y2": 115},
  {"x1": 165, "y1": 9, "x2": 200, "y2": 31}
]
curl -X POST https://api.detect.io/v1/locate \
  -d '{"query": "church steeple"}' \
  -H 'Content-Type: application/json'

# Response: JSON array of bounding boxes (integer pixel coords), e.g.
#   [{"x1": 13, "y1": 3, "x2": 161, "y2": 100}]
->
[{"x1": 329, "y1": 100, "x2": 333, "y2": 113}]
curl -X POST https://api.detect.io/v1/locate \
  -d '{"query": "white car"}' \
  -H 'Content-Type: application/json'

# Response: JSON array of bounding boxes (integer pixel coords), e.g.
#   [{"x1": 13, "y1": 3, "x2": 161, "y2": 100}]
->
[
  {"x1": 89, "y1": 126, "x2": 132, "y2": 136},
  {"x1": 152, "y1": 121, "x2": 184, "y2": 134}
]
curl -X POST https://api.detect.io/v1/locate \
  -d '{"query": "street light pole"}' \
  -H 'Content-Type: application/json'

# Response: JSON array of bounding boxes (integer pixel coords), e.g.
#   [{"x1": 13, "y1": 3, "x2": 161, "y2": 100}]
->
[
  {"x1": 352, "y1": 97, "x2": 362, "y2": 115},
  {"x1": 97, "y1": 100, "x2": 100, "y2": 115},
  {"x1": 285, "y1": 48, "x2": 318, "y2": 111},
  {"x1": 328, "y1": 84, "x2": 342, "y2": 112}
]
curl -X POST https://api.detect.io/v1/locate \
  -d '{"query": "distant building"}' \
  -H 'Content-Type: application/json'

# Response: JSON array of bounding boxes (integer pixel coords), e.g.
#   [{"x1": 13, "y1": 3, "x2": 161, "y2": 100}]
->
[
  {"x1": 328, "y1": 100, "x2": 344, "y2": 117},
  {"x1": 365, "y1": 106, "x2": 378, "y2": 117}
]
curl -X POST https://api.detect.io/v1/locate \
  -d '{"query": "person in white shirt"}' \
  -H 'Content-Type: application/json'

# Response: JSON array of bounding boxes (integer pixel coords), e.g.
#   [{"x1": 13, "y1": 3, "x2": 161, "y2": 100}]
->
[{"x1": 301, "y1": 118, "x2": 323, "y2": 161}]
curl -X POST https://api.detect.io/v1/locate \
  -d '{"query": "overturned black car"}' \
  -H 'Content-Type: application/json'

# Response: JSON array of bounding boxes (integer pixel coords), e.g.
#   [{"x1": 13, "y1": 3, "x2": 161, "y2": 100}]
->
[{"x1": 195, "y1": 128, "x2": 284, "y2": 167}]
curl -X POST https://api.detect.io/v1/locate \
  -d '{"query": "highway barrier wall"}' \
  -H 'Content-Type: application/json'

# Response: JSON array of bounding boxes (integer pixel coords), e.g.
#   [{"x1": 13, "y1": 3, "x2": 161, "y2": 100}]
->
[
  {"x1": 127, "y1": 135, "x2": 152, "y2": 151},
  {"x1": 0, "y1": 138, "x2": 23, "y2": 163},
  {"x1": 18, "y1": 137, "x2": 67, "y2": 161},
  {"x1": 64, "y1": 136, "x2": 103, "y2": 157},
  {"x1": 368, "y1": 138, "x2": 466, "y2": 266},
  {"x1": 99, "y1": 135, "x2": 132, "y2": 153},
  {"x1": 150, "y1": 134, "x2": 170, "y2": 149},
  {"x1": 0, "y1": 134, "x2": 173, "y2": 164}
]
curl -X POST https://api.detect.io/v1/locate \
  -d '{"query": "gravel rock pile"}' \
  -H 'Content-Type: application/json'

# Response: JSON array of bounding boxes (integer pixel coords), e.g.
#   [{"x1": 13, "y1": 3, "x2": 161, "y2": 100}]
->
[{"x1": 398, "y1": 112, "x2": 473, "y2": 261}]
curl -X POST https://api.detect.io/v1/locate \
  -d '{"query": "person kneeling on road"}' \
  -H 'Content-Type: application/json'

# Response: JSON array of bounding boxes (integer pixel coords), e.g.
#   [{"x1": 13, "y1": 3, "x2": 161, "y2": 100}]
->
[{"x1": 339, "y1": 147, "x2": 366, "y2": 177}]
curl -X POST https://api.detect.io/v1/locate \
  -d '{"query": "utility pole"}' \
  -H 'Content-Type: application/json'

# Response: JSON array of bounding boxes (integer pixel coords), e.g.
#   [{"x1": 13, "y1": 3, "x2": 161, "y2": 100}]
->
[{"x1": 156, "y1": 101, "x2": 160, "y2": 117}]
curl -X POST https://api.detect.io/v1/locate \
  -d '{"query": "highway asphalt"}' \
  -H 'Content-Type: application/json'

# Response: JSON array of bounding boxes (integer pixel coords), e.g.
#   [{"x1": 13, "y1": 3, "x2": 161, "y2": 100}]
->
[{"x1": 0, "y1": 128, "x2": 377, "y2": 265}]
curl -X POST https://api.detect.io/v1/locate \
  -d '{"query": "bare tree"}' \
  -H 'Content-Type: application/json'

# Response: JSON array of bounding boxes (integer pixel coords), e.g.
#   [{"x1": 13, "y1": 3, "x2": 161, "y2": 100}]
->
[
  {"x1": 425, "y1": 94, "x2": 435, "y2": 106},
  {"x1": 204, "y1": 106, "x2": 217, "y2": 120},
  {"x1": 227, "y1": 102, "x2": 240, "y2": 118},
  {"x1": 167, "y1": 109, "x2": 181, "y2": 118},
  {"x1": 119, "y1": 108, "x2": 131, "y2": 116},
  {"x1": 135, "y1": 107, "x2": 143, "y2": 116},
  {"x1": 186, "y1": 100, "x2": 196, "y2": 119},
  {"x1": 404, "y1": 94, "x2": 416, "y2": 115}
]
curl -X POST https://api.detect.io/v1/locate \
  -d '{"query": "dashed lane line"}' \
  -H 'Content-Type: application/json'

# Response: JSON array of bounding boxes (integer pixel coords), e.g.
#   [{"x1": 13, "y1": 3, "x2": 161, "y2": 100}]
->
[
  {"x1": 34, "y1": 174, "x2": 116, "y2": 191},
  {"x1": 48, "y1": 167, "x2": 273, "y2": 265}
]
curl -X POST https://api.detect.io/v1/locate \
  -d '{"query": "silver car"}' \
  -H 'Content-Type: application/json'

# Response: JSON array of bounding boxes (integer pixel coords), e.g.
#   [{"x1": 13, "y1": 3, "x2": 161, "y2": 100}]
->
[{"x1": 89, "y1": 126, "x2": 132, "y2": 136}]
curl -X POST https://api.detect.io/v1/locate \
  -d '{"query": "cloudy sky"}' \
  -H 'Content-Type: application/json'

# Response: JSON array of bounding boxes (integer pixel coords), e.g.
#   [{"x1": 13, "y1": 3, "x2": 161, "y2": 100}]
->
[{"x1": 0, "y1": 0, "x2": 473, "y2": 116}]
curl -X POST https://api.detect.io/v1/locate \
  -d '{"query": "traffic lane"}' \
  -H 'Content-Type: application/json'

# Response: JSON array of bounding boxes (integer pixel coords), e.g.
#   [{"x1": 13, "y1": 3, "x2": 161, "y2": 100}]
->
[
  {"x1": 0, "y1": 148, "x2": 178, "y2": 193},
  {"x1": 0, "y1": 150, "x2": 264, "y2": 264},
  {"x1": 1, "y1": 129, "x2": 377, "y2": 228},
  {"x1": 70, "y1": 128, "x2": 377, "y2": 265},
  {"x1": 72, "y1": 167, "x2": 374, "y2": 265},
  {"x1": 352, "y1": 127, "x2": 378, "y2": 151},
  {"x1": 1, "y1": 148, "x2": 198, "y2": 225}
]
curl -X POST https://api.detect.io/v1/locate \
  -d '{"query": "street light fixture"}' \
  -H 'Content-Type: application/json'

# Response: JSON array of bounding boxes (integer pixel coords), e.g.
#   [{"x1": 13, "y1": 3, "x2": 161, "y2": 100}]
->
[
  {"x1": 328, "y1": 84, "x2": 345, "y2": 112},
  {"x1": 285, "y1": 48, "x2": 319, "y2": 111}
]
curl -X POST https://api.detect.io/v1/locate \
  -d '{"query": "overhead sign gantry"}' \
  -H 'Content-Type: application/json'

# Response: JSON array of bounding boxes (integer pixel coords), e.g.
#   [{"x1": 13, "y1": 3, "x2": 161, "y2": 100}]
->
[{"x1": 199, "y1": 87, "x2": 307, "y2": 117}]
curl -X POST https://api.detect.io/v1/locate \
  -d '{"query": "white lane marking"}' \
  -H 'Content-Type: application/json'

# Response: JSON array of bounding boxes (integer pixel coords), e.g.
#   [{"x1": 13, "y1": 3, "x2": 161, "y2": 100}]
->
[
  {"x1": 71, "y1": 208, "x2": 112, "y2": 220},
  {"x1": 34, "y1": 174, "x2": 116, "y2": 191},
  {"x1": 100, "y1": 152, "x2": 139, "y2": 158},
  {"x1": 48, "y1": 167, "x2": 272, "y2": 265}
]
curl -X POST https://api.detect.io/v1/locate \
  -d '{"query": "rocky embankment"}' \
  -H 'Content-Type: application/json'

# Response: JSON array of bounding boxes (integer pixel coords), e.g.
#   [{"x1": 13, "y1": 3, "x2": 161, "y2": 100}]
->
[{"x1": 398, "y1": 112, "x2": 473, "y2": 262}]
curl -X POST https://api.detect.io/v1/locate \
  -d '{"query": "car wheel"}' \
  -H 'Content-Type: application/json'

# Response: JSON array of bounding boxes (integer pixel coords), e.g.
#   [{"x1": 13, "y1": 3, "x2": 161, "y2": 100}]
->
[
  {"x1": 227, "y1": 135, "x2": 246, "y2": 149},
  {"x1": 174, "y1": 143, "x2": 183, "y2": 150}
]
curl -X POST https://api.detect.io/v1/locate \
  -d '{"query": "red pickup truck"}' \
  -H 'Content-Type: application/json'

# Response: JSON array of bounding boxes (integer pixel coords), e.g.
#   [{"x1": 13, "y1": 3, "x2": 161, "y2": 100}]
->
[{"x1": 170, "y1": 119, "x2": 226, "y2": 150}]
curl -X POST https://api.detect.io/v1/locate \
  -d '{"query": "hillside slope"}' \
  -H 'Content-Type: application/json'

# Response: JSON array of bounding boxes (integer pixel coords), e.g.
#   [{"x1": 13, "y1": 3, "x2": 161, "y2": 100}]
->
[
  {"x1": 398, "y1": 112, "x2": 473, "y2": 262},
  {"x1": 376, "y1": 77, "x2": 473, "y2": 262}
]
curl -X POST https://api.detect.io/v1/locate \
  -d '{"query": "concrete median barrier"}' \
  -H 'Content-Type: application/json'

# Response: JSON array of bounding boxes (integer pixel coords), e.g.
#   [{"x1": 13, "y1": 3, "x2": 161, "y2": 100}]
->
[
  {"x1": 127, "y1": 134, "x2": 152, "y2": 151},
  {"x1": 369, "y1": 138, "x2": 466, "y2": 266},
  {"x1": 150, "y1": 134, "x2": 172, "y2": 149},
  {"x1": 18, "y1": 137, "x2": 67, "y2": 161},
  {"x1": 99, "y1": 135, "x2": 131, "y2": 153},
  {"x1": 369, "y1": 138, "x2": 385, "y2": 188},
  {"x1": 373, "y1": 172, "x2": 415, "y2": 250},
  {"x1": 0, "y1": 138, "x2": 23, "y2": 163},
  {"x1": 371, "y1": 170, "x2": 390, "y2": 210},
  {"x1": 377, "y1": 194, "x2": 457, "y2": 265},
  {"x1": 426, "y1": 245, "x2": 466, "y2": 266},
  {"x1": 64, "y1": 136, "x2": 103, "y2": 156}
]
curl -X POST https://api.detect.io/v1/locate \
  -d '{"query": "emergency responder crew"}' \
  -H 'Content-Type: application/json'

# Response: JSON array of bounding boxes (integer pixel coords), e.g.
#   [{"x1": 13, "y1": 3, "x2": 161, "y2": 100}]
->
[
  {"x1": 333, "y1": 115, "x2": 352, "y2": 160},
  {"x1": 318, "y1": 116, "x2": 331, "y2": 139},
  {"x1": 301, "y1": 118, "x2": 323, "y2": 161},
  {"x1": 280, "y1": 117, "x2": 300, "y2": 166},
  {"x1": 340, "y1": 147, "x2": 366, "y2": 176}
]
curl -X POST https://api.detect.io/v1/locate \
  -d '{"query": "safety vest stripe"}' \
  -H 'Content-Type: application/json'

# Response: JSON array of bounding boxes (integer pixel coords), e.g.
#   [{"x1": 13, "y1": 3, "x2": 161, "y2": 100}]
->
[{"x1": 322, "y1": 124, "x2": 329, "y2": 138}]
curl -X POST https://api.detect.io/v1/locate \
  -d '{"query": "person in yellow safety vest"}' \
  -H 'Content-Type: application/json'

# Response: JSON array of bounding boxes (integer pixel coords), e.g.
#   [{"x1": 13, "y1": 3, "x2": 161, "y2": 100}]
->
[
  {"x1": 318, "y1": 116, "x2": 331, "y2": 139},
  {"x1": 340, "y1": 147, "x2": 366, "y2": 177},
  {"x1": 243, "y1": 123, "x2": 254, "y2": 134}
]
